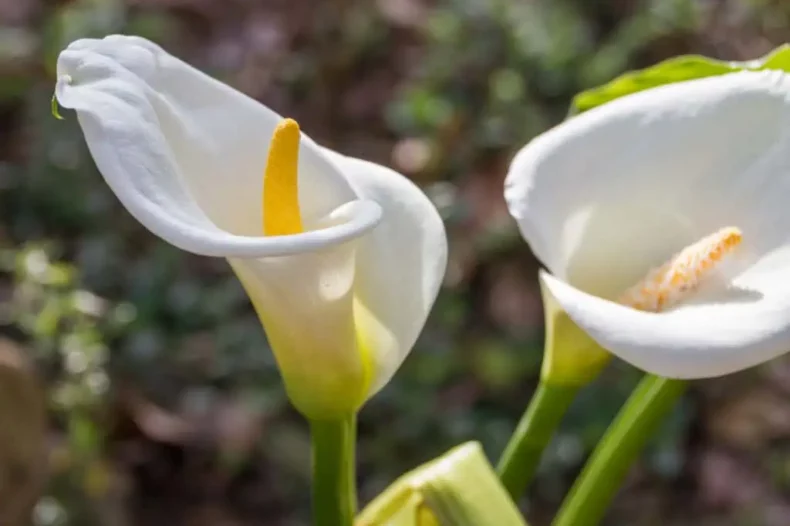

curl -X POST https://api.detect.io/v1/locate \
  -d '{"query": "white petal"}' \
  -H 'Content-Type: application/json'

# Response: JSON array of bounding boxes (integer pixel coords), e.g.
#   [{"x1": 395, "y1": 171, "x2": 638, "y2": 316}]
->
[
  {"x1": 56, "y1": 35, "x2": 379, "y2": 257},
  {"x1": 540, "y1": 270, "x2": 790, "y2": 378},
  {"x1": 323, "y1": 150, "x2": 448, "y2": 396},
  {"x1": 505, "y1": 70, "x2": 790, "y2": 295}
]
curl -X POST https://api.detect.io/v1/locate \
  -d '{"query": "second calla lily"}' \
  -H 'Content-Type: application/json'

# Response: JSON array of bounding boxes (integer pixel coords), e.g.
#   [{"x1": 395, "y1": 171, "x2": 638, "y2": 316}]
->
[
  {"x1": 506, "y1": 70, "x2": 790, "y2": 379},
  {"x1": 55, "y1": 35, "x2": 447, "y2": 419}
]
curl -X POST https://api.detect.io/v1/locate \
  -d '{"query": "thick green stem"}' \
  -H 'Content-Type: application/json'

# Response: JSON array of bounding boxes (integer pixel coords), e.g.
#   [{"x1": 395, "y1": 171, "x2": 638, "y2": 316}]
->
[
  {"x1": 310, "y1": 415, "x2": 357, "y2": 526},
  {"x1": 497, "y1": 382, "x2": 580, "y2": 500},
  {"x1": 552, "y1": 375, "x2": 687, "y2": 526}
]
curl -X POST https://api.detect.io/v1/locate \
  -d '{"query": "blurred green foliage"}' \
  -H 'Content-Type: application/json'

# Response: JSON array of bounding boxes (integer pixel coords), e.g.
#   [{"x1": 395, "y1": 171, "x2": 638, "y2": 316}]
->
[{"x1": 3, "y1": 0, "x2": 790, "y2": 525}]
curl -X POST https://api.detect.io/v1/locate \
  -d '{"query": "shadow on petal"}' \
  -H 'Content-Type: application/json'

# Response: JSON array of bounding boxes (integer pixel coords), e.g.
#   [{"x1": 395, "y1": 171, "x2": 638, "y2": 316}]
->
[{"x1": 680, "y1": 278, "x2": 764, "y2": 308}]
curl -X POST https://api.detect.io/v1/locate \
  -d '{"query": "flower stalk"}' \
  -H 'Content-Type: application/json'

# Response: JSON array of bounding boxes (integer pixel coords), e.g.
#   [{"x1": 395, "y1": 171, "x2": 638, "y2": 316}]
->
[
  {"x1": 311, "y1": 415, "x2": 357, "y2": 526},
  {"x1": 495, "y1": 278, "x2": 608, "y2": 500},
  {"x1": 552, "y1": 375, "x2": 686, "y2": 526},
  {"x1": 496, "y1": 381, "x2": 579, "y2": 500}
]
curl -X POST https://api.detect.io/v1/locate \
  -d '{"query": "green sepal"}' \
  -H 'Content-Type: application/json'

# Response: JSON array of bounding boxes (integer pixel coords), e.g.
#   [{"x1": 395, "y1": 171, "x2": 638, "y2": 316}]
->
[
  {"x1": 571, "y1": 43, "x2": 790, "y2": 115},
  {"x1": 358, "y1": 442, "x2": 527, "y2": 526}
]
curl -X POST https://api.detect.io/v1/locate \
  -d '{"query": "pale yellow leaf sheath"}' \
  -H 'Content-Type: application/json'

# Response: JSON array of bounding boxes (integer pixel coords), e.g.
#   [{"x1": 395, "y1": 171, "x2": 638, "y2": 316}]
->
[{"x1": 357, "y1": 443, "x2": 527, "y2": 526}]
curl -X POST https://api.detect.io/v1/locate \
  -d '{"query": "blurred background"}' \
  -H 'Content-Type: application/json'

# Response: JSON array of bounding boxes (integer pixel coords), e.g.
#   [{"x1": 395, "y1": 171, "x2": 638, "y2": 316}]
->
[{"x1": 2, "y1": 0, "x2": 790, "y2": 524}]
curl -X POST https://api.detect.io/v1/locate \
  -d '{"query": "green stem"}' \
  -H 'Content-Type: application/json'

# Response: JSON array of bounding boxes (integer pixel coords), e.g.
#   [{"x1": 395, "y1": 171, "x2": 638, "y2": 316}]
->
[
  {"x1": 497, "y1": 381, "x2": 580, "y2": 500},
  {"x1": 552, "y1": 375, "x2": 687, "y2": 526},
  {"x1": 310, "y1": 415, "x2": 357, "y2": 526}
]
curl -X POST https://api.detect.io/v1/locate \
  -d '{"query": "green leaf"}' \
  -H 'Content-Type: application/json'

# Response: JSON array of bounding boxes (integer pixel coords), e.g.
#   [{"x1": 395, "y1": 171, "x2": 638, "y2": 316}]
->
[{"x1": 571, "y1": 43, "x2": 790, "y2": 114}]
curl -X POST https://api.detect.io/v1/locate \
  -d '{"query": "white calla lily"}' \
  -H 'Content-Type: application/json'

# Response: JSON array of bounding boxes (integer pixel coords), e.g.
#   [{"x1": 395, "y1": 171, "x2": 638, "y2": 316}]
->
[
  {"x1": 506, "y1": 69, "x2": 790, "y2": 379},
  {"x1": 55, "y1": 35, "x2": 447, "y2": 418}
]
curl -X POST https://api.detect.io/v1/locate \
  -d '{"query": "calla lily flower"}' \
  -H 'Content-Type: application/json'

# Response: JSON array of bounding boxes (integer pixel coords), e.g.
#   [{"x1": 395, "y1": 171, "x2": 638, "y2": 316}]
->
[
  {"x1": 55, "y1": 35, "x2": 447, "y2": 419},
  {"x1": 505, "y1": 70, "x2": 790, "y2": 379}
]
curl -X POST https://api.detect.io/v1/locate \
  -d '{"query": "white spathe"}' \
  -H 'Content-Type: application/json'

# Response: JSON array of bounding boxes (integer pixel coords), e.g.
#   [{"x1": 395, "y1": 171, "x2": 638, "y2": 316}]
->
[
  {"x1": 505, "y1": 69, "x2": 790, "y2": 379},
  {"x1": 56, "y1": 35, "x2": 447, "y2": 417}
]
